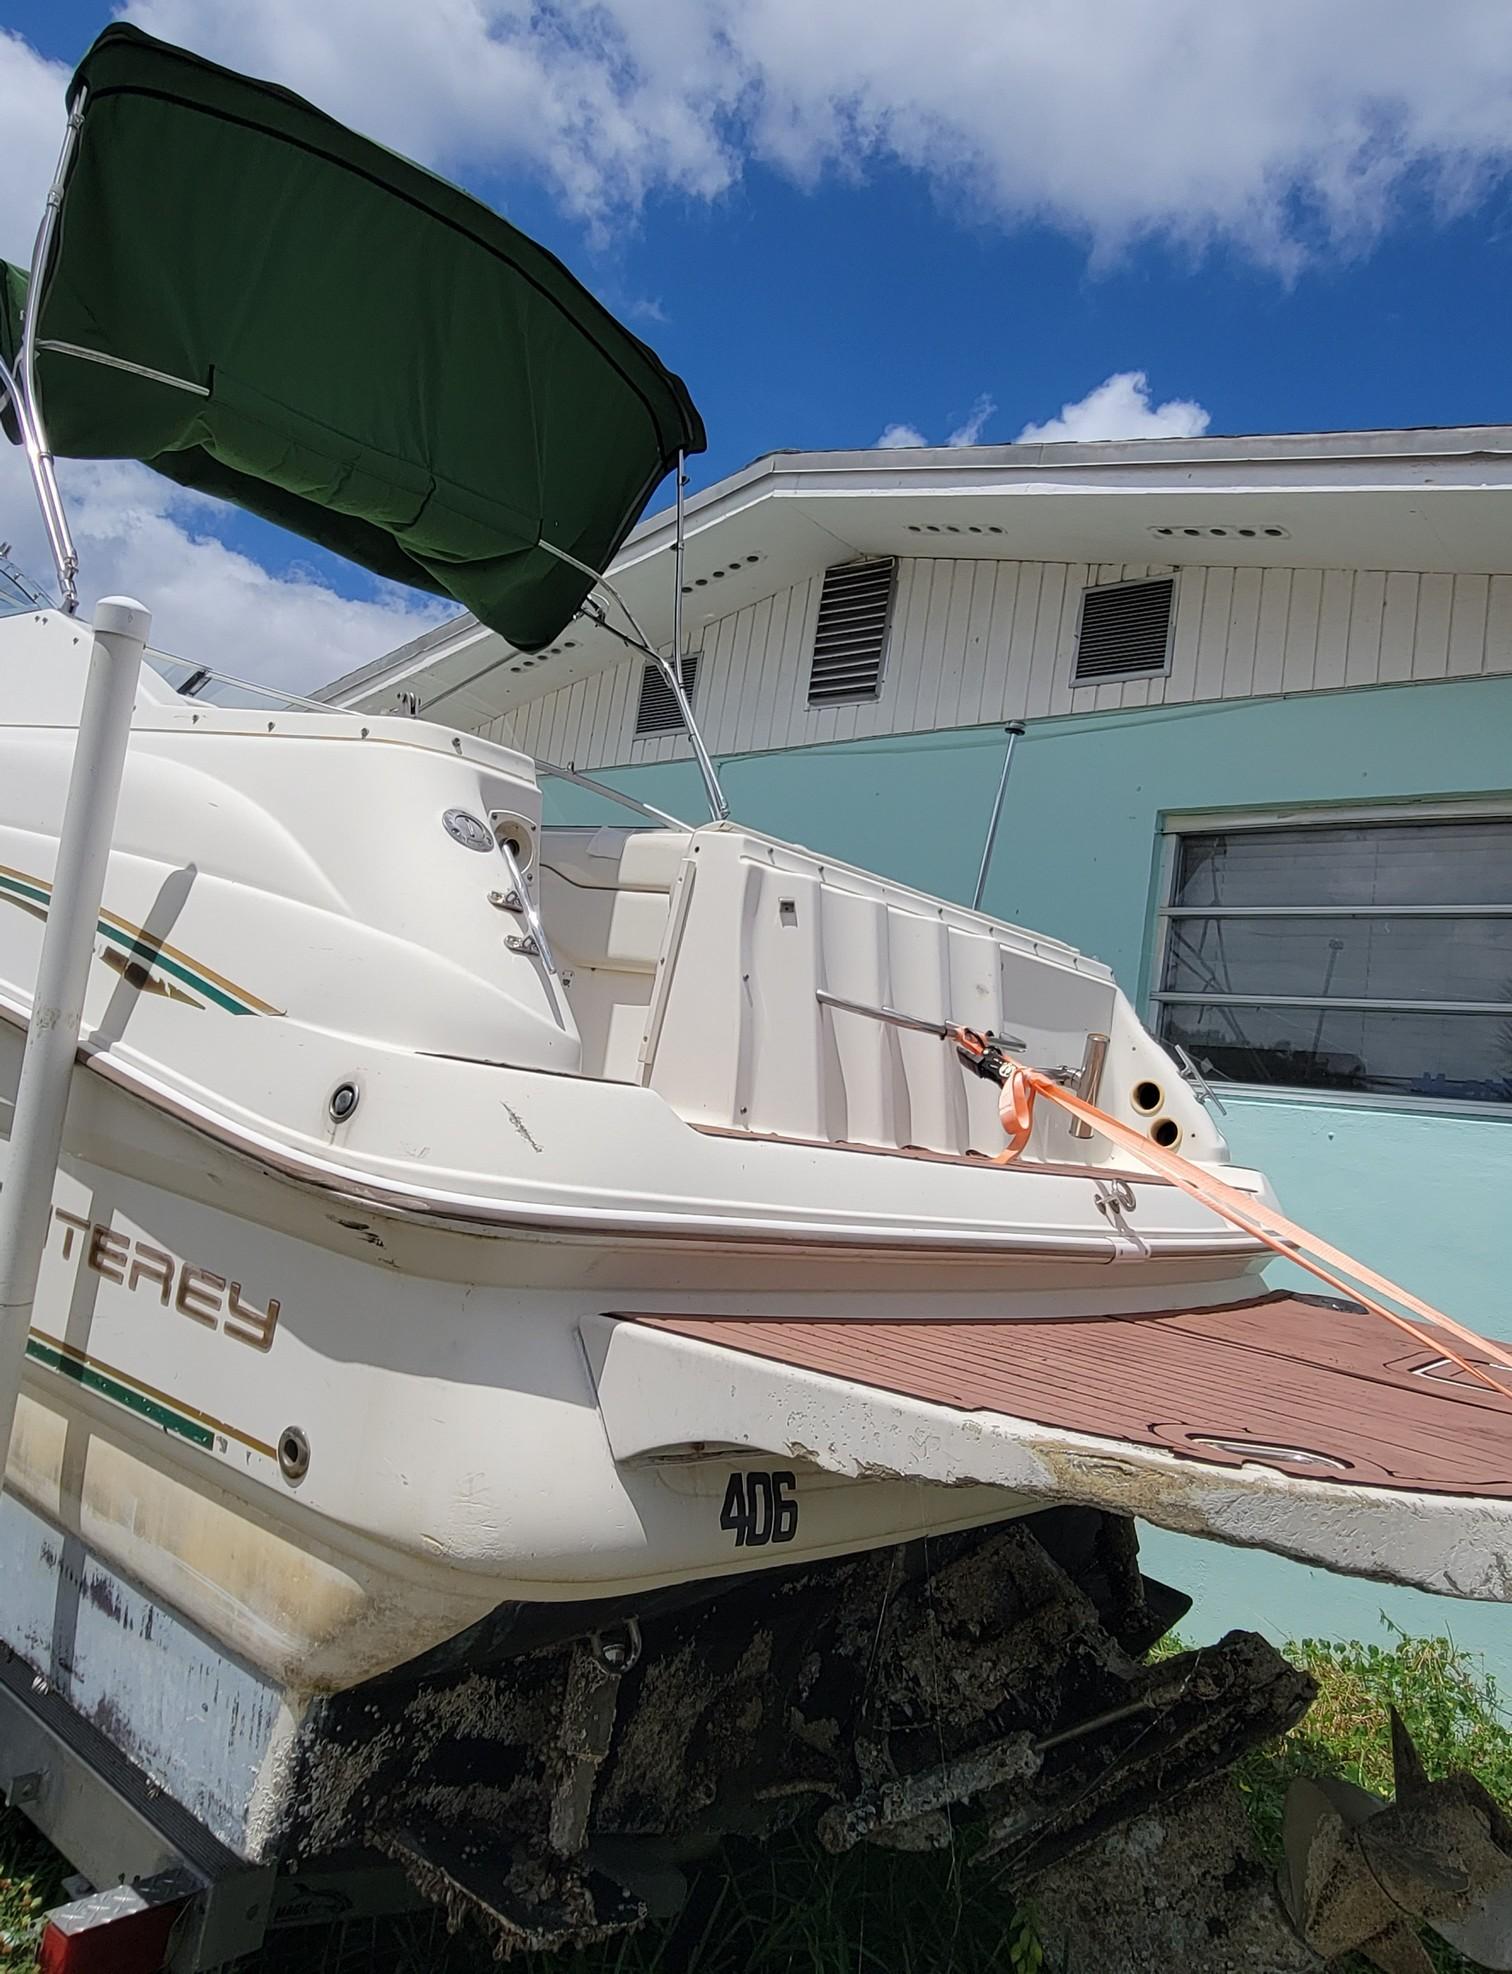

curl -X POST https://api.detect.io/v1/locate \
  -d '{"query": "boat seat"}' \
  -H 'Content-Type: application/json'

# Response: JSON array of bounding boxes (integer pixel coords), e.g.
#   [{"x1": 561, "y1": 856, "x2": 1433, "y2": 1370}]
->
[
  {"x1": 538, "y1": 826, "x2": 691, "y2": 895},
  {"x1": 538, "y1": 827, "x2": 692, "y2": 1079}
]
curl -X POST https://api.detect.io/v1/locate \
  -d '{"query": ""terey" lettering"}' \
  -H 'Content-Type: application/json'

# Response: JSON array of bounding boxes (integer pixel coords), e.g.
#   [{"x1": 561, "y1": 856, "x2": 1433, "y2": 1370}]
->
[{"x1": 53, "y1": 1209, "x2": 281, "y2": 1352}]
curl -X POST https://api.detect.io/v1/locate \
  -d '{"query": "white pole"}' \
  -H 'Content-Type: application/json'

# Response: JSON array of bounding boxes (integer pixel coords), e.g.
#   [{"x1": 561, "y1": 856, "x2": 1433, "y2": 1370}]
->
[
  {"x1": 0, "y1": 596, "x2": 150, "y2": 1470},
  {"x1": 666, "y1": 452, "x2": 729, "y2": 822}
]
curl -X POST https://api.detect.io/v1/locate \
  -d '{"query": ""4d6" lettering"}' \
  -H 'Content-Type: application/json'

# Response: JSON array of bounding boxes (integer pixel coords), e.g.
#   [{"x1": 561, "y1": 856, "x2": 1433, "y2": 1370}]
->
[{"x1": 720, "y1": 1470, "x2": 798, "y2": 1548}]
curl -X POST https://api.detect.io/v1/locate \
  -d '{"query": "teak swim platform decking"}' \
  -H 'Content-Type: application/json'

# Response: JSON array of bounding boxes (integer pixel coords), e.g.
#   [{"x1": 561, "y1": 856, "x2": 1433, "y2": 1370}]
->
[{"x1": 636, "y1": 1292, "x2": 1512, "y2": 1498}]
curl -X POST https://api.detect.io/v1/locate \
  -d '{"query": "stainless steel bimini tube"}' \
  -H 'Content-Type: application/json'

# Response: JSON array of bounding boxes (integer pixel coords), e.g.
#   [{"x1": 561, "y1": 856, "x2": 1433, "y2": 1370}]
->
[
  {"x1": 539, "y1": 497, "x2": 731, "y2": 825},
  {"x1": 13, "y1": 87, "x2": 88, "y2": 611}
]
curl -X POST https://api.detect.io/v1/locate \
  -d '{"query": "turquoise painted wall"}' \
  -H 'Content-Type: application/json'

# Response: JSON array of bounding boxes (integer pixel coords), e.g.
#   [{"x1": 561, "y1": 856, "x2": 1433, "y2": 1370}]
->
[{"x1": 546, "y1": 673, "x2": 1512, "y2": 1673}]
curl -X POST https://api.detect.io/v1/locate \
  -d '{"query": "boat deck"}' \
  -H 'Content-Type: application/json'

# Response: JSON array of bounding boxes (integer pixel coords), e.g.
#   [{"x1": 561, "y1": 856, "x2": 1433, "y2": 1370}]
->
[{"x1": 634, "y1": 1293, "x2": 1512, "y2": 1497}]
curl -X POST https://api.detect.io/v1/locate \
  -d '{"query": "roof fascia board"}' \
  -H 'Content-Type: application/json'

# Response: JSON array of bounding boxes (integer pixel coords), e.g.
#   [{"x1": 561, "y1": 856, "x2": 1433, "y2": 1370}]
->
[
  {"x1": 612, "y1": 428, "x2": 1512, "y2": 569},
  {"x1": 337, "y1": 424, "x2": 1512, "y2": 703}
]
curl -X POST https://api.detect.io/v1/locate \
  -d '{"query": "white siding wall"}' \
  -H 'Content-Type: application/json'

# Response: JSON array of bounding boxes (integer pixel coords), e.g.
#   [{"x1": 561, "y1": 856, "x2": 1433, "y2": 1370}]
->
[{"x1": 481, "y1": 560, "x2": 1512, "y2": 767}]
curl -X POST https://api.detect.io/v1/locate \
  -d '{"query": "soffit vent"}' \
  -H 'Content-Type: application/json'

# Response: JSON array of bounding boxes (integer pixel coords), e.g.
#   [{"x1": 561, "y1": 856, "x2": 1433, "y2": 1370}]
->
[
  {"x1": 634, "y1": 652, "x2": 699, "y2": 737},
  {"x1": 808, "y1": 558, "x2": 896, "y2": 705},
  {"x1": 1074, "y1": 577, "x2": 1176, "y2": 685}
]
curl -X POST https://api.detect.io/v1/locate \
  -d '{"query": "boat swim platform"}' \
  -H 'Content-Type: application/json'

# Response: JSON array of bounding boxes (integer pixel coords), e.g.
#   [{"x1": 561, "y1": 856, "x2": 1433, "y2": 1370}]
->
[
  {"x1": 580, "y1": 1294, "x2": 1512, "y2": 1602},
  {"x1": 618, "y1": 1292, "x2": 1512, "y2": 1500}
]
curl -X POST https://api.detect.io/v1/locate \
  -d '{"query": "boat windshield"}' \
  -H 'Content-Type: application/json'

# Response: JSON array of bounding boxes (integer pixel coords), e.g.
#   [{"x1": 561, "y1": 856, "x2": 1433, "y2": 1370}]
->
[
  {"x1": 0, "y1": 551, "x2": 53, "y2": 616},
  {"x1": 537, "y1": 761, "x2": 687, "y2": 832}
]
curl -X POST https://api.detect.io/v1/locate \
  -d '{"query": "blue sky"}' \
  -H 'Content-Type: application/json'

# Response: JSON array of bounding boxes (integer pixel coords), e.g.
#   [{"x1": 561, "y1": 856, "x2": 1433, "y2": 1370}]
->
[{"x1": 5, "y1": 1, "x2": 1512, "y2": 685}]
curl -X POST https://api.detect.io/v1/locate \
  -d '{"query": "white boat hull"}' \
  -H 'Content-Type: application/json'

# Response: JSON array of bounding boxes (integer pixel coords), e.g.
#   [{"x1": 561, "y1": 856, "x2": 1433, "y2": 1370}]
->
[
  {"x1": 2, "y1": 604, "x2": 1507, "y2": 1886},
  {"x1": 1, "y1": 1038, "x2": 1269, "y2": 1692}
]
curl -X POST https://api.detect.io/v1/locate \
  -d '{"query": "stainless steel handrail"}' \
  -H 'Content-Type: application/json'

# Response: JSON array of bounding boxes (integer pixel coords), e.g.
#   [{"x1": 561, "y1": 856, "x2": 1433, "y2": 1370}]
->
[
  {"x1": 496, "y1": 837, "x2": 557, "y2": 974},
  {"x1": 816, "y1": 989, "x2": 1026, "y2": 1052}
]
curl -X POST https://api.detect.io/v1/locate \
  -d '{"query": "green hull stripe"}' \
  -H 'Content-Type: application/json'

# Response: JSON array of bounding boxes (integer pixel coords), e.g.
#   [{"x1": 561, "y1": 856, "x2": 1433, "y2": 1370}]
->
[
  {"x1": 0, "y1": 870, "x2": 256, "y2": 1015},
  {"x1": 106, "y1": 930, "x2": 248, "y2": 1015},
  {"x1": 0, "y1": 871, "x2": 53, "y2": 911},
  {"x1": 25, "y1": 1336, "x2": 215, "y2": 1450}
]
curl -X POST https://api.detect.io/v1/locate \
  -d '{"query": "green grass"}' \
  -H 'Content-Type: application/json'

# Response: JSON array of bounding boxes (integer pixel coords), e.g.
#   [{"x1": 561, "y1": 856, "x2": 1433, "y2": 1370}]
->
[
  {"x1": 0, "y1": 1630, "x2": 1506, "y2": 1974},
  {"x1": 519, "y1": 1832, "x2": 1044, "y2": 1974},
  {"x1": 0, "y1": 1803, "x2": 67, "y2": 1974},
  {"x1": 1228, "y1": 1626, "x2": 1512, "y2": 1974}
]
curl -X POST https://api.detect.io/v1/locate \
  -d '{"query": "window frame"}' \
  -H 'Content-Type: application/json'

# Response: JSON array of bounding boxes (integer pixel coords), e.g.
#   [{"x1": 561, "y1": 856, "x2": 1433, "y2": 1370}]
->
[{"x1": 1148, "y1": 799, "x2": 1512, "y2": 1119}]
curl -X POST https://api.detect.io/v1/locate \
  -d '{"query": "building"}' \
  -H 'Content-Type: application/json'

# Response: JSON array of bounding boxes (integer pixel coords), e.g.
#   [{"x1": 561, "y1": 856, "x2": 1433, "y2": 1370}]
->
[{"x1": 323, "y1": 425, "x2": 1512, "y2": 1672}]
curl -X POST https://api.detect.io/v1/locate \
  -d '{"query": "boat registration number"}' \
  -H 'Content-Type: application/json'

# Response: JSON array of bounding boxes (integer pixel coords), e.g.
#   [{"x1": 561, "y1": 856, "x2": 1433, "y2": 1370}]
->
[{"x1": 720, "y1": 1469, "x2": 798, "y2": 1548}]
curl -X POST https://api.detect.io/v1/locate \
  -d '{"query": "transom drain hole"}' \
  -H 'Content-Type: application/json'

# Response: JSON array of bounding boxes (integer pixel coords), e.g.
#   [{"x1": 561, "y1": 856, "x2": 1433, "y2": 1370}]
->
[
  {"x1": 278, "y1": 1427, "x2": 311, "y2": 1483},
  {"x1": 1150, "y1": 1117, "x2": 1181, "y2": 1149},
  {"x1": 1132, "y1": 1079, "x2": 1163, "y2": 1114}
]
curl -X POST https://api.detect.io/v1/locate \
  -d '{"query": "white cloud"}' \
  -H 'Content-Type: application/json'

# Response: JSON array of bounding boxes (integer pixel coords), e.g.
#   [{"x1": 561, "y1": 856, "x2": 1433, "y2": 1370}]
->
[
  {"x1": 122, "y1": 0, "x2": 741, "y2": 224},
  {"x1": 105, "y1": 0, "x2": 1512, "y2": 265},
  {"x1": 874, "y1": 422, "x2": 928, "y2": 449},
  {"x1": 0, "y1": 449, "x2": 448, "y2": 693},
  {"x1": 0, "y1": 31, "x2": 70, "y2": 265},
  {"x1": 875, "y1": 395, "x2": 996, "y2": 449},
  {"x1": 947, "y1": 394, "x2": 996, "y2": 448},
  {"x1": 0, "y1": 4, "x2": 1497, "y2": 683},
  {"x1": 1016, "y1": 371, "x2": 1211, "y2": 444}
]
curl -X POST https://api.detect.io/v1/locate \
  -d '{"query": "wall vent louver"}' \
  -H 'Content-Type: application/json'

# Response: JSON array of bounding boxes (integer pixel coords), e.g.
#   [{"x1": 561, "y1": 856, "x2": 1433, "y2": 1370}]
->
[
  {"x1": 807, "y1": 558, "x2": 896, "y2": 704},
  {"x1": 634, "y1": 652, "x2": 700, "y2": 737},
  {"x1": 1073, "y1": 577, "x2": 1176, "y2": 684}
]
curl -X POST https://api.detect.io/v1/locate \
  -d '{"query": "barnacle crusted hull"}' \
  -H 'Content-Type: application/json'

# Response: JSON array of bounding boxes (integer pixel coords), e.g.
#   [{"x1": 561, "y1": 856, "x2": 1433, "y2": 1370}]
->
[{"x1": 267, "y1": 1511, "x2": 1313, "y2": 1957}]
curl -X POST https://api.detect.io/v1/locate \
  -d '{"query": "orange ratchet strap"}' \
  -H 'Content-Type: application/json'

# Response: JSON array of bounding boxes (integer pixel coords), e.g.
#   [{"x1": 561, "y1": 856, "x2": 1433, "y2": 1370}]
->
[{"x1": 953, "y1": 1026, "x2": 1512, "y2": 1406}]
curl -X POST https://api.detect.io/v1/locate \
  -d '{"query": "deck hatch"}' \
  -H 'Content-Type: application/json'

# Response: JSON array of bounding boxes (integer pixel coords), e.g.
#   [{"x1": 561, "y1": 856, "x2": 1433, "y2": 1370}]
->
[{"x1": 1073, "y1": 576, "x2": 1176, "y2": 684}]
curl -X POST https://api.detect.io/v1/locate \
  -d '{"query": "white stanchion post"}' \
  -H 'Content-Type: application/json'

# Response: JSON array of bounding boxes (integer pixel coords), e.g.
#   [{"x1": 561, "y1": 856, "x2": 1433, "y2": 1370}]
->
[{"x1": 0, "y1": 596, "x2": 150, "y2": 1471}]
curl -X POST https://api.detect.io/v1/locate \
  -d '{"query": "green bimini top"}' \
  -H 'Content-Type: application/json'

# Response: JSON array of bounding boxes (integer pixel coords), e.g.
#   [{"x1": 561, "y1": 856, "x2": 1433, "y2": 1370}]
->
[{"x1": 1, "y1": 24, "x2": 704, "y2": 650}]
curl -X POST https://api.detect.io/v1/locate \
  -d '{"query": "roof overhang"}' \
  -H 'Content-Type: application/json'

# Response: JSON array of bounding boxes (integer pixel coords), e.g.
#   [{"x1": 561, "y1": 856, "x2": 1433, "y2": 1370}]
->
[{"x1": 320, "y1": 424, "x2": 1512, "y2": 726}]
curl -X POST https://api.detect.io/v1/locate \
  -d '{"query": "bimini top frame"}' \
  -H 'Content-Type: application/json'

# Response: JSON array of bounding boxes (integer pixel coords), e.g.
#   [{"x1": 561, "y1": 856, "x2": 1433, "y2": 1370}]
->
[
  {"x1": 0, "y1": 91, "x2": 86, "y2": 613},
  {"x1": 6, "y1": 24, "x2": 711, "y2": 648},
  {"x1": 1, "y1": 26, "x2": 729, "y2": 822},
  {"x1": 538, "y1": 501, "x2": 729, "y2": 823}
]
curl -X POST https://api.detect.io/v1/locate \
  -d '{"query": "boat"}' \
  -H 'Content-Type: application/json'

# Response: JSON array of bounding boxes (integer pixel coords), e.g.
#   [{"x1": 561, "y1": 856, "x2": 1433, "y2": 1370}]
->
[{"x1": 2, "y1": 24, "x2": 1509, "y2": 1967}]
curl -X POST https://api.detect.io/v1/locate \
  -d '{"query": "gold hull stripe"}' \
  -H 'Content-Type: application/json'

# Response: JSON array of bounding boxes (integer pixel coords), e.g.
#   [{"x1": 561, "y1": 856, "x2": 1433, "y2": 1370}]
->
[
  {"x1": 25, "y1": 1328, "x2": 275, "y2": 1459},
  {"x1": 0, "y1": 864, "x2": 281, "y2": 1016}
]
